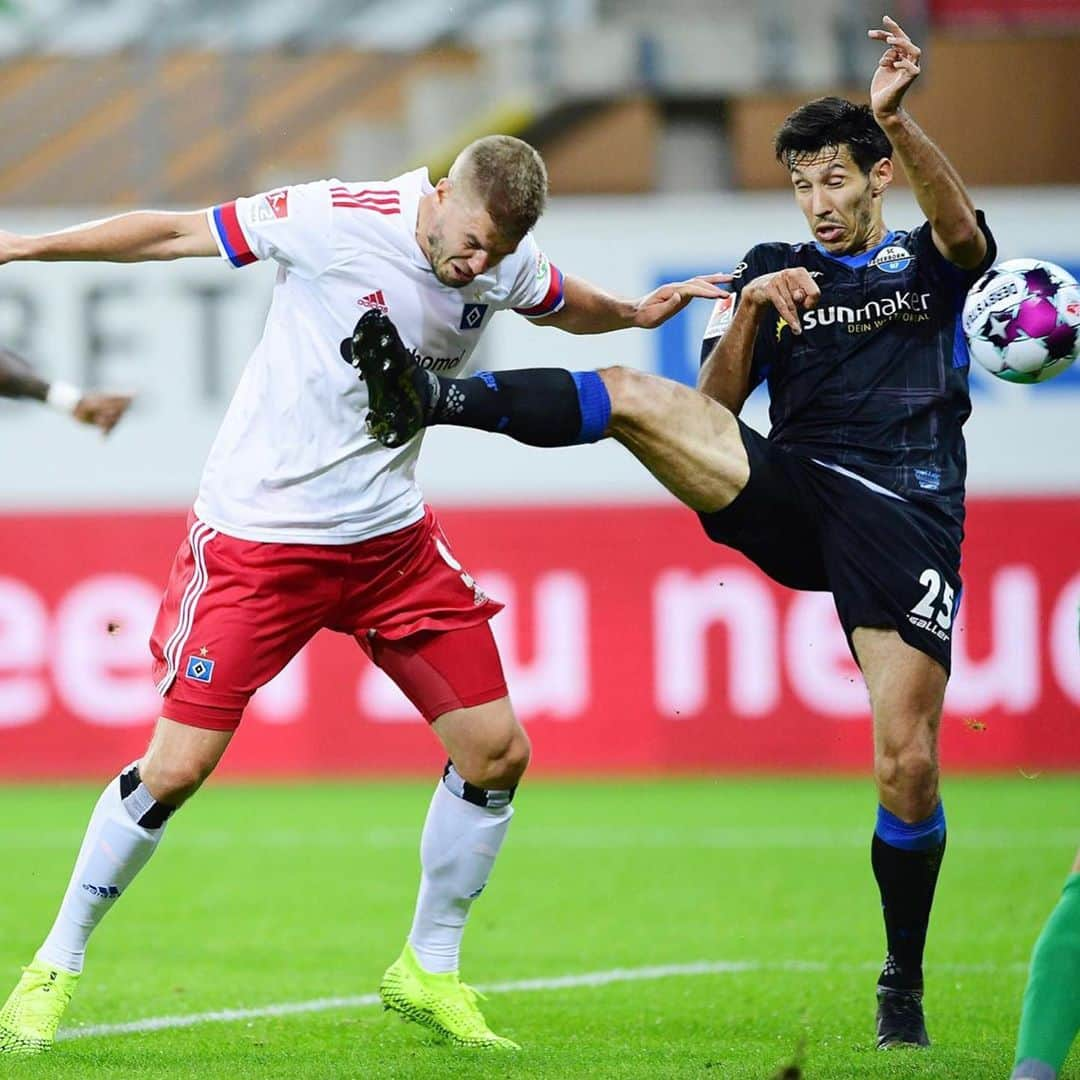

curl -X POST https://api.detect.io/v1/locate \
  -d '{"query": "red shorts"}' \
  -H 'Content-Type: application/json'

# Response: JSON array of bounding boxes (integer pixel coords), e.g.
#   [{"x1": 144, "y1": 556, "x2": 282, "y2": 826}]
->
[{"x1": 149, "y1": 508, "x2": 507, "y2": 730}]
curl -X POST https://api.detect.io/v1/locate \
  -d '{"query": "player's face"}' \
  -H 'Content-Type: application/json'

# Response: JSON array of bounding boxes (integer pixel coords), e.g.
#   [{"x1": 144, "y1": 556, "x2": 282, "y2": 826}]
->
[
  {"x1": 789, "y1": 145, "x2": 889, "y2": 255},
  {"x1": 425, "y1": 184, "x2": 520, "y2": 288}
]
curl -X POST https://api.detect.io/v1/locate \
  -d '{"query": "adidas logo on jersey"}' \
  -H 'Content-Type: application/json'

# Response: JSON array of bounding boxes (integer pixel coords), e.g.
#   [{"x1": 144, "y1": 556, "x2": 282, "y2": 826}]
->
[{"x1": 357, "y1": 290, "x2": 389, "y2": 314}]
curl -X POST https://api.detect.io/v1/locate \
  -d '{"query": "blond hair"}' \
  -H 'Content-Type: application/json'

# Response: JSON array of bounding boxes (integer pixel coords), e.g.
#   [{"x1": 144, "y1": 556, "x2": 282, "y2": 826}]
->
[{"x1": 449, "y1": 135, "x2": 548, "y2": 241}]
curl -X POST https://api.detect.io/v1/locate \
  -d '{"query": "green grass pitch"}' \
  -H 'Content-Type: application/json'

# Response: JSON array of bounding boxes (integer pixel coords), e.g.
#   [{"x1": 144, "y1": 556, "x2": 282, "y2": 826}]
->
[{"x1": 0, "y1": 776, "x2": 1076, "y2": 1079}]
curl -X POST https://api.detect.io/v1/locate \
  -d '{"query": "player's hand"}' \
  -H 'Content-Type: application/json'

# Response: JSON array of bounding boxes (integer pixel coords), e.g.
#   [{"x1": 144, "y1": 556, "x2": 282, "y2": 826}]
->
[
  {"x1": 0, "y1": 229, "x2": 30, "y2": 267},
  {"x1": 868, "y1": 15, "x2": 921, "y2": 119},
  {"x1": 743, "y1": 268, "x2": 821, "y2": 335},
  {"x1": 73, "y1": 391, "x2": 133, "y2": 435},
  {"x1": 631, "y1": 273, "x2": 732, "y2": 329}
]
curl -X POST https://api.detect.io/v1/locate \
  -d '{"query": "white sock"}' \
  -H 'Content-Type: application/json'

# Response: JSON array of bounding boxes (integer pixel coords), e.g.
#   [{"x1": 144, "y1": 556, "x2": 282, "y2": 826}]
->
[
  {"x1": 407, "y1": 775, "x2": 514, "y2": 974},
  {"x1": 37, "y1": 765, "x2": 170, "y2": 974}
]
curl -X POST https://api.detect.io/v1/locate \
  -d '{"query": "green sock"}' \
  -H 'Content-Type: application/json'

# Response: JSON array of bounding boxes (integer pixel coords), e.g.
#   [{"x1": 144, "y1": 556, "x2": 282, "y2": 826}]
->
[{"x1": 1014, "y1": 873, "x2": 1080, "y2": 1075}]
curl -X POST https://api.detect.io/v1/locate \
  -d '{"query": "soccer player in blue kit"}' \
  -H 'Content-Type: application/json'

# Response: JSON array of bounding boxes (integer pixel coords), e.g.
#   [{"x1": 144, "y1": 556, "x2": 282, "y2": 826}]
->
[{"x1": 351, "y1": 16, "x2": 998, "y2": 1050}]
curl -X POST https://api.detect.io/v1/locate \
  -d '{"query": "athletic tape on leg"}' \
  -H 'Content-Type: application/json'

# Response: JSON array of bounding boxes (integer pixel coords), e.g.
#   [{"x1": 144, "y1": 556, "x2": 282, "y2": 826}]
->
[
  {"x1": 119, "y1": 764, "x2": 177, "y2": 830},
  {"x1": 441, "y1": 761, "x2": 515, "y2": 809}
]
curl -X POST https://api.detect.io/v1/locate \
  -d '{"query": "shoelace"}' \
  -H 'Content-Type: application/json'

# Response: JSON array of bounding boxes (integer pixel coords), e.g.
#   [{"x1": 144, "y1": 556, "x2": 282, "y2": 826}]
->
[{"x1": 439, "y1": 981, "x2": 490, "y2": 1032}]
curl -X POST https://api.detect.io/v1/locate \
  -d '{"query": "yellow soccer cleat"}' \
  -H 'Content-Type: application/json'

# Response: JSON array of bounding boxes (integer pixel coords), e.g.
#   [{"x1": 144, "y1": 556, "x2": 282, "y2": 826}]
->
[
  {"x1": 380, "y1": 943, "x2": 519, "y2": 1050},
  {"x1": 0, "y1": 958, "x2": 80, "y2": 1055}
]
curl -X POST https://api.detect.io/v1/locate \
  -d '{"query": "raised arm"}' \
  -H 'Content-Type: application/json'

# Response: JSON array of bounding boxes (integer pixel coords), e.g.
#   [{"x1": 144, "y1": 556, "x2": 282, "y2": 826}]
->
[
  {"x1": 0, "y1": 210, "x2": 218, "y2": 265},
  {"x1": 534, "y1": 272, "x2": 728, "y2": 334},
  {"x1": 0, "y1": 346, "x2": 132, "y2": 434},
  {"x1": 868, "y1": 15, "x2": 986, "y2": 270}
]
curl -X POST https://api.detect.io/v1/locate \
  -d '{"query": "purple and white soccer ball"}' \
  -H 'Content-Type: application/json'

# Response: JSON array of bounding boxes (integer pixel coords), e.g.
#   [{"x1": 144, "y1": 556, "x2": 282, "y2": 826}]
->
[{"x1": 962, "y1": 258, "x2": 1080, "y2": 383}]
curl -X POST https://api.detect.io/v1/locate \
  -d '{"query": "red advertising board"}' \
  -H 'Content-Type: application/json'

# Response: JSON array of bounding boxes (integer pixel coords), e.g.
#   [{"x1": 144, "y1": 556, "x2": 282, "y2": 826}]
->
[{"x1": 0, "y1": 500, "x2": 1077, "y2": 778}]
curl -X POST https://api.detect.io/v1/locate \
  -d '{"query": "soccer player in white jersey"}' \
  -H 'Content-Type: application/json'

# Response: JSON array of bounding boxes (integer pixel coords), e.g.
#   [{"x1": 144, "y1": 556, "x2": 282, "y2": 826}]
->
[
  {"x1": 0, "y1": 135, "x2": 723, "y2": 1055},
  {"x1": 0, "y1": 345, "x2": 131, "y2": 433}
]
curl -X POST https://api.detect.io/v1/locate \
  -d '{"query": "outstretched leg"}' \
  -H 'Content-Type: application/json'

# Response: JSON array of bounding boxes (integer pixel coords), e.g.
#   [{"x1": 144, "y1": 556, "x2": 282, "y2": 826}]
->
[
  {"x1": 350, "y1": 310, "x2": 750, "y2": 512},
  {"x1": 599, "y1": 366, "x2": 748, "y2": 511}
]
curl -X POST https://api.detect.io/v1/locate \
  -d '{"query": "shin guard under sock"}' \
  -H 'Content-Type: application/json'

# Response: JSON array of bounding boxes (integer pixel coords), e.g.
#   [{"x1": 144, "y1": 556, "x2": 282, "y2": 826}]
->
[
  {"x1": 872, "y1": 803, "x2": 947, "y2": 991},
  {"x1": 425, "y1": 368, "x2": 611, "y2": 446},
  {"x1": 37, "y1": 764, "x2": 174, "y2": 974},
  {"x1": 407, "y1": 763, "x2": 516, "y2": 973}
]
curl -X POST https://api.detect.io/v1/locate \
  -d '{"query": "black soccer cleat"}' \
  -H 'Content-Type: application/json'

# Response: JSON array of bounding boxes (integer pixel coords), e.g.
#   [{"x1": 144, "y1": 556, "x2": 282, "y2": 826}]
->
[
  {"x1": 875, "y1": 985, "x2": 930, "y2": 1049},
  {"x1": 346, "y1": 309, "x2": 431, "y2": 448}
]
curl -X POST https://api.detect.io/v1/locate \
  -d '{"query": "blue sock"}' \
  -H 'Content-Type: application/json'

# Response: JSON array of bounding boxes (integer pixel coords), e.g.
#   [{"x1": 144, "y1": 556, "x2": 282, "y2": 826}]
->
[
  {"x1": 875, "y1": 803, "x2": 946, "y2": 851},
  {"x1": 570, "y1": 371, "x2": 612, "y2": 443},
  {"x1": 429, "y1": 368, "x2": 611, "y2": 447}
]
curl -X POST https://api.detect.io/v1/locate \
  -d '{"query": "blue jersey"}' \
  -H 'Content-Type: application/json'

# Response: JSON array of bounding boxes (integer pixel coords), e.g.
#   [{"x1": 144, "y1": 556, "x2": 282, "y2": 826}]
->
[{"x1": 701, "y1": 213, "x2": 996, "y2": 529}]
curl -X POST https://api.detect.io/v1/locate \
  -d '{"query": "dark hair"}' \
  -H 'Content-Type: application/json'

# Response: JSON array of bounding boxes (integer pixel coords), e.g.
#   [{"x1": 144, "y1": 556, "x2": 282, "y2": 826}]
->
[{"x1": 774, "y1": 97, "x2": 892, "y2": 174}]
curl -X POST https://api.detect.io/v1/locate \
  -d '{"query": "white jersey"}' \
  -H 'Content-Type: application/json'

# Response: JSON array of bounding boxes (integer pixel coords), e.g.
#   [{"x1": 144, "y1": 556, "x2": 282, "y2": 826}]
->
[{"x1": 195, "y1": 168, "x2": 565, "y2": 544}]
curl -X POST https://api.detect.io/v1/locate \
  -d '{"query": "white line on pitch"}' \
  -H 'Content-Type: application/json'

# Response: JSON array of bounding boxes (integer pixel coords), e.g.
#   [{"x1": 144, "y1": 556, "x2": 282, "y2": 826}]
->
[
  {"x1": 56, "y1": 959, "x2": 1028, "y2": 1042},
  {"x1": 13, "y1": 826, "x2": 1079, "y2": 851}
]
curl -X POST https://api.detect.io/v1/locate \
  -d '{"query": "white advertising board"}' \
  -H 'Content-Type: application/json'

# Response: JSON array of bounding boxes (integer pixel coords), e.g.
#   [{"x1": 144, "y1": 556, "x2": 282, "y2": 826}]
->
[{"x1": 0, "y1": 187, "x2": 1076, "y2": 509}]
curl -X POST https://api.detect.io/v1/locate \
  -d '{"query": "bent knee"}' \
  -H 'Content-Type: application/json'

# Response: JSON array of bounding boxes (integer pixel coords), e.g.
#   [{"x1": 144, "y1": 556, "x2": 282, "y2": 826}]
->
[
  {"x1": 456, "y1": 728, "x2": 531, "y2": 791},
  {"x1": 139, "y1": 755, "x2": 215, "y2": 806}
]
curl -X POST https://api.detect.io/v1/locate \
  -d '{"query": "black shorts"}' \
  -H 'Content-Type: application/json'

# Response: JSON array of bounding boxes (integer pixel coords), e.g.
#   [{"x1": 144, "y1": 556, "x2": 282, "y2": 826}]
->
[{"x1": 697, "y1": 421, "x2": 963, "y2": 674}]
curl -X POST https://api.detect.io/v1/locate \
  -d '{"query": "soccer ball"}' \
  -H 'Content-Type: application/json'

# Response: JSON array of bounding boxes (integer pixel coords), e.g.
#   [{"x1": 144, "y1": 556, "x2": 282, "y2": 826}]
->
[{"x1": 962, "y1": 258, "x2": 1080, "y2": 383}]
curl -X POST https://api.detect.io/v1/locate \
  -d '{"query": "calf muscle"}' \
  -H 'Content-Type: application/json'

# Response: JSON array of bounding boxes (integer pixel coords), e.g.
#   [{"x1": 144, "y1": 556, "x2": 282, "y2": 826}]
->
[{"x1": 139, "y1": 717, "x2": 233, "y2": 806}]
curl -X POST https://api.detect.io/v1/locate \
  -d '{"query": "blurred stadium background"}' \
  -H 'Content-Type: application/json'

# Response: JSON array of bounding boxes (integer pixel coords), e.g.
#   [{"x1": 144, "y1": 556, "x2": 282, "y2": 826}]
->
[{"x1": 0, "y1": 0, "x2": 1076, "y2": 779}]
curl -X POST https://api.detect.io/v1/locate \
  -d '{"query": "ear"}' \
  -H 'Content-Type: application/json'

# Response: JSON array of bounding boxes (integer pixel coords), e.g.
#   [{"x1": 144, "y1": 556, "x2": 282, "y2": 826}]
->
[
  {"x1": 870, "y1": 158, "x2": 894, "y2": 199},
  {"x1": 433, "y1": 177, "x2": 453, "y2": 204}
]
